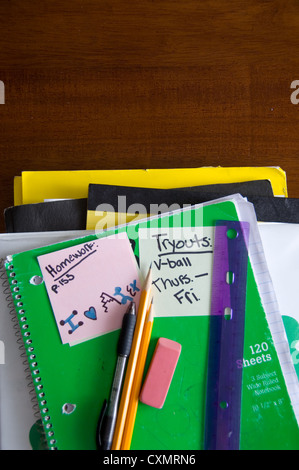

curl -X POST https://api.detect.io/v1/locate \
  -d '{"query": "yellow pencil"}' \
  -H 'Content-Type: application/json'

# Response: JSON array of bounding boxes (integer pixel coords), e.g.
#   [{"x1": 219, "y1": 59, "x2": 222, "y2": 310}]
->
[
  {"x1": 121, "y1": 300, "x2": 154, "y2": 450},
  {"x1": 111, "y1": 266, "x2": 152, "y2": 450}
]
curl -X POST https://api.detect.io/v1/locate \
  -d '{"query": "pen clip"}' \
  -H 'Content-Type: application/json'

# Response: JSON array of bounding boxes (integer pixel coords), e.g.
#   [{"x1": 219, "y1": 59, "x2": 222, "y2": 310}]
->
[{"x1": 96, "y1": 398, "x2": 107, "y2": 450}]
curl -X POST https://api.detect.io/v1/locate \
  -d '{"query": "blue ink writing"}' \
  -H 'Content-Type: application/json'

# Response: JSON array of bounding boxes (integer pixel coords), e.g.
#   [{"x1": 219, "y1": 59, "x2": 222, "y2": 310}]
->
[{"x1": 60, "y1": 310, "x2": 84, "y2": 335}]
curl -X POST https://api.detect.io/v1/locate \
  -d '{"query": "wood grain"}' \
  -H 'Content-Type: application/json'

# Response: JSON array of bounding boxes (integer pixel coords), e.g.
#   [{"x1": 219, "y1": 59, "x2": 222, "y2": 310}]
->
[{"x1": 0, "y1": 1, "x2": 299, "y2": 231}]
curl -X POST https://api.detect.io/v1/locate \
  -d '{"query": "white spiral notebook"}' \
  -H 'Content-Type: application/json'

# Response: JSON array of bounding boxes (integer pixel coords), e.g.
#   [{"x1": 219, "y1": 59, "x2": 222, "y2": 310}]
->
[{"x1": 0, "y1": 230, "x2": 91, "y2": 450}]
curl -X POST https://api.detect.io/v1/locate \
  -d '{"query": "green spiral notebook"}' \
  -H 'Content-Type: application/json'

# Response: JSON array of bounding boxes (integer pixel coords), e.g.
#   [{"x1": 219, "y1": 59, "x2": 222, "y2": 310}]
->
[{"x1": 5, "y1": 195, "x2": 299, "y2": 450}]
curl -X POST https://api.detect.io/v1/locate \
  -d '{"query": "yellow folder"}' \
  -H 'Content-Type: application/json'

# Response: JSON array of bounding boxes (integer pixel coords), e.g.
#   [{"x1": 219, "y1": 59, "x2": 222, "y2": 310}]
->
[
  {"x1": 13, "y1": 176, "x2": 23, "y2": 206},
  {"x1": 16, "y1": 167, "x2": 288, "y2": 206}
]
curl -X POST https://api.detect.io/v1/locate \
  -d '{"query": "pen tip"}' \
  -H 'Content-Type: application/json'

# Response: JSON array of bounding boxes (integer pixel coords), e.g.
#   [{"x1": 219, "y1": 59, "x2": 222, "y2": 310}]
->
[{"x1": 129, "y1": 301, "x2": 136, "y2": 315}]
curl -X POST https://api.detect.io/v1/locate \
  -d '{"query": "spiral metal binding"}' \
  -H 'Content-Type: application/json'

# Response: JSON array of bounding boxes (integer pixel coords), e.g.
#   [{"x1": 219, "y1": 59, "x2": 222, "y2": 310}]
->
[{"x1": 2, "y1": 258, "x2": 56, "y2": 450}]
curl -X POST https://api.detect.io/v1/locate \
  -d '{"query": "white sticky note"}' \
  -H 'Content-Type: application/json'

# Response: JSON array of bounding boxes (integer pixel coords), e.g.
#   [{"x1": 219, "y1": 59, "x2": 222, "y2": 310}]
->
[{"x1": 139, "y1": 227, "x2": 214, "y2": 317}]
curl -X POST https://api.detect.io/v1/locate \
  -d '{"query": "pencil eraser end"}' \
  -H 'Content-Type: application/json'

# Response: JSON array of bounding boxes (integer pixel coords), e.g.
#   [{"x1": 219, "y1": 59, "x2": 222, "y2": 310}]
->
[{"x1": 140, "y1": 337, "x2": 181, "y2": 409}]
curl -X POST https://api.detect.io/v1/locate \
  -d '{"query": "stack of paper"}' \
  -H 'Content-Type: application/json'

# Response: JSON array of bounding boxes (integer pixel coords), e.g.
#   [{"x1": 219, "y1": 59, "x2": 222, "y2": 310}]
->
[{"x1": 1, "y1": 167, "x2": 298, "y2": 451}]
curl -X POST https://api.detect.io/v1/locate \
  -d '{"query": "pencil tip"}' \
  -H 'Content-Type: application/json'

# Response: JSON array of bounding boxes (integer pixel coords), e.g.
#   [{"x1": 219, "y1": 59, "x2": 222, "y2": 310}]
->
[
  {"x1": 142, "y1": 266, "x2": 152, "y2": 292},
  {"x1": 148, "y1": 301, "x2": 154, "y2": 321}
]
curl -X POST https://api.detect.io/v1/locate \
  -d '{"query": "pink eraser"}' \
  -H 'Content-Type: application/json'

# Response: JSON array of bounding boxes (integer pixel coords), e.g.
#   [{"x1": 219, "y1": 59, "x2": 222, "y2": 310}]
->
[{"x1": 140, "y1": 337, "x2": 181, "y2": 409}]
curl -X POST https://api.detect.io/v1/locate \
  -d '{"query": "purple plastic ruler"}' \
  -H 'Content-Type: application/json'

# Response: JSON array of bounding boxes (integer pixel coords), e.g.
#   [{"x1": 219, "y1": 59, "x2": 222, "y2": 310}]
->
[{"x1": 204, "y1": 220, "x2": 249, "y2": 450}]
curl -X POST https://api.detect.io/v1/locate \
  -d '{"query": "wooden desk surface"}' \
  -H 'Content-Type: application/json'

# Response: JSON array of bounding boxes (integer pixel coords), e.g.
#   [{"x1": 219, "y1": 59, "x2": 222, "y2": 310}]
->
[{"x1": 0, "y1": 1, "x2": 299, "y2": 232}]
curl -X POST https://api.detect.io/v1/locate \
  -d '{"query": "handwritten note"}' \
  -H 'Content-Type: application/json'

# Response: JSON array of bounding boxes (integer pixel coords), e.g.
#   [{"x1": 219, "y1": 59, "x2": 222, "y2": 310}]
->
[
  {"x1": 37, "y1": 233, "x2": 141, "y2": 345},
  {"x1": 139, "y1": 227, "x2": 214, "y2": 317}
]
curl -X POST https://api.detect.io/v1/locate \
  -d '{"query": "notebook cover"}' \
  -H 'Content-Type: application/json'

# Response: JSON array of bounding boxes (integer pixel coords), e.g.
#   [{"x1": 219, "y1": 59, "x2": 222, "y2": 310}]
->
[
  {"x1": 19, "y1": 167, "x2": 287, "y2": 205},
  {"x1": 5, "y1": 198, "x2": 299, "y2": 450},
  {"x1": 88, "y1": 183, "x2": 299, "y2": 228},
  {"x1": 4, "y1": 199, "x2": 87, "y2": 233},
  {"x1": 248, "y1": 196, "x2": 299, "y2": 223},
  {"x1": 86, "y1": 180, "x2": 274, "y2": 230}
]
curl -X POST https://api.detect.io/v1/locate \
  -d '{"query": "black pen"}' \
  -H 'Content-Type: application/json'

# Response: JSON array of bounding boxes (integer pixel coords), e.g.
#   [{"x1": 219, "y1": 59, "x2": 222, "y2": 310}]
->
[{"x1": 97, "y1": 301, "x2": 136, "y2": 450}]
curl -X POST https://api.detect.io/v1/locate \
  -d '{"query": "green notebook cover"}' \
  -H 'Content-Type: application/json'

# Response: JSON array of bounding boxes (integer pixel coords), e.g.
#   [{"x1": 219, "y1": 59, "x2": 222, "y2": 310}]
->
[{"x1": 5, "y1": 198, "x2": 299, "y2": 450}]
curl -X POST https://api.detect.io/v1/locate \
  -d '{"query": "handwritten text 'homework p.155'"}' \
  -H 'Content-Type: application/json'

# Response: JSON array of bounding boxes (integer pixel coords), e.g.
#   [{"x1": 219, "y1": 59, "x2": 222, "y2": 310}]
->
[{"x1": 37, "y1": 234, "x2": 141, "y2": 345}]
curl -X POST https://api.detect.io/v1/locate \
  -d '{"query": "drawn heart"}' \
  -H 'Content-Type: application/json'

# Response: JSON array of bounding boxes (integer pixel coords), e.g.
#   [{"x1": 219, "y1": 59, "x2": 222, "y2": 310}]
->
[{"x1": 84, "y1": 306, "x2": 97, "y2": 321}]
